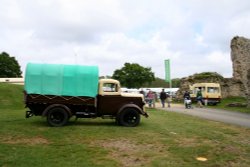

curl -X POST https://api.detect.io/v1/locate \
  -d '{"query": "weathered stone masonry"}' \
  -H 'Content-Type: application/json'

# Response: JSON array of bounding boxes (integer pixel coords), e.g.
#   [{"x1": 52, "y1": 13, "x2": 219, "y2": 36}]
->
[{"x1": 231, "y1": 36, "x2": 250, "y2": 107}]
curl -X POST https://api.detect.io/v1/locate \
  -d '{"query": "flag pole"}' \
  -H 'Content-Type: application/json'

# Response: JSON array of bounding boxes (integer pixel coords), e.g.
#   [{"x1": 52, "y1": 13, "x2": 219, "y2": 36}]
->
[
  {"x1": 165, "y1": 59, "x2": 171, "y2": 84},
  {"x1": 165, "y1": 59, "x2": 172, "y2": 94}
]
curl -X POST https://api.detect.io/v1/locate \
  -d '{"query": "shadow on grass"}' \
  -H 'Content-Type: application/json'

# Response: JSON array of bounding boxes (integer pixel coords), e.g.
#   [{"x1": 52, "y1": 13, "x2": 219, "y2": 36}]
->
[
  {"x1": 26, "y1": 117, "x2": 118, "y2": 127},
  {"x1": 24, "y1": 119, "x2": 48, "y2": 127},
  {"x1": 68, "y1": 119, "x2": 117, "y2": 127},
  {"x1": 26, "y1": 118, "x2": 147, "y2": 128}
]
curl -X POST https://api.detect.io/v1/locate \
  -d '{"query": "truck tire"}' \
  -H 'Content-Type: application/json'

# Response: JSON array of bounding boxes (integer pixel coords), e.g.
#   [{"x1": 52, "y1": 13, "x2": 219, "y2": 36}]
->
[
  {"x1": 47, "y1": 107, "x2": 69, "y2": 127},
  {"x1": 117, "y1": 108, "x2": 140, "y2": 127}
]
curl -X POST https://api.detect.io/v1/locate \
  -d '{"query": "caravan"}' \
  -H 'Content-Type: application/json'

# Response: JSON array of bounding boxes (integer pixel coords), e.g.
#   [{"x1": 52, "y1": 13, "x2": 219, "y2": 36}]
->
[{"x1": 190, "y1": 83, "x2": 221, "y2": 105}]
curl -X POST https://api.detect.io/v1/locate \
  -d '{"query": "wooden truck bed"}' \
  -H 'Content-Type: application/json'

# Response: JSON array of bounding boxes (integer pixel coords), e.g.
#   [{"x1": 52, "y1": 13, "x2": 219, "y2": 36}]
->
[{"x1": 25, "y1": 92, "x2": 95, "y2": 106}]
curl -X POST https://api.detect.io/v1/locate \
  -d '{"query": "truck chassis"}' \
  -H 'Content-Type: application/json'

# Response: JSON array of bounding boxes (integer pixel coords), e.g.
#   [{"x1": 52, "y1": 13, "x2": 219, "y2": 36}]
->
[{"x1": 25, "y1": 92, "x2": 148, "y2": 127}]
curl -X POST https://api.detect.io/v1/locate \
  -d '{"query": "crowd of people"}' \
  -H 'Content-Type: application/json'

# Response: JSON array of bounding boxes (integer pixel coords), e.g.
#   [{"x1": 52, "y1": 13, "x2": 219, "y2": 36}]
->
[
  {"x1": 141, "y1": 87, "x2": 204, "y2": 109},
  {"x1": 141, "y1": 89, "x2": 171, "y2": 108}
]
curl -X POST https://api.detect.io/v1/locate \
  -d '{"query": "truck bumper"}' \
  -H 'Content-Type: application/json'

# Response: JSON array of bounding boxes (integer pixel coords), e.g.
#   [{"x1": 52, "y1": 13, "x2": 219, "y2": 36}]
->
[
  {"x1": 143, "y1": 112, "x2": 149, "y2": 118},
  {"x1": 142, "y1": 105, "x2": 149, "y2": 118}
]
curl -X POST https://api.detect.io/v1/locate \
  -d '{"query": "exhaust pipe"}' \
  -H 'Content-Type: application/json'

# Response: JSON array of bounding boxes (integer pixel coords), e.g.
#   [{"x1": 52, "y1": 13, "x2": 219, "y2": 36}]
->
[{"x1": 26, "y1": 111, "x2": 33, "y2": 118}]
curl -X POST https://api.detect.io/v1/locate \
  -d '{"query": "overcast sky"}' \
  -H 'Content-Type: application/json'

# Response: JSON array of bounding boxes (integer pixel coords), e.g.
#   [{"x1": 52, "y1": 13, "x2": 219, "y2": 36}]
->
[{"x1": 1, "y1": 0, "x2": 250, "y2": 79}]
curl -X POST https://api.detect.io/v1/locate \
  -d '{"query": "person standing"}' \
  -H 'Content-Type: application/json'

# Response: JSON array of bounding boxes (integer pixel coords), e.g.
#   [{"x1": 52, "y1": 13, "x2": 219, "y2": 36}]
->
[
  {"x1": 166, "y1": 92, "x2": 171, "y2": 108},
  {"x1": 147, "y1": 90, "x2": 154, "y2": 108},
  {"x1": 196, "y1": 87, "x2": 203, "y2": 108},
  {"x1": 160, "y1": 89, "x2": 167, "y2": 108},
  {"x1": 152, "y1": 91, "x2": 157, "y2": 108}
]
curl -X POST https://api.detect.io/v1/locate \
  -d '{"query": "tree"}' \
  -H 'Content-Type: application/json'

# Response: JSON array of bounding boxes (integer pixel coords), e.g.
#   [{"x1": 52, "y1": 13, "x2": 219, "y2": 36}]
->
[
  {"x1": 0, "y1": 52, "x2": 22, "y2": 77},
  {"x1": 112, "y1": 63, "x2": 155, "y2": 88}
]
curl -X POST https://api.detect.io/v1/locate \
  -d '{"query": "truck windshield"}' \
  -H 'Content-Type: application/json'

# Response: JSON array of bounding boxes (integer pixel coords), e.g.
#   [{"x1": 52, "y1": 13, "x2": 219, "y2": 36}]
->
[{"x1": 103, "y1": 83, "x2": 118, "y2": 92}]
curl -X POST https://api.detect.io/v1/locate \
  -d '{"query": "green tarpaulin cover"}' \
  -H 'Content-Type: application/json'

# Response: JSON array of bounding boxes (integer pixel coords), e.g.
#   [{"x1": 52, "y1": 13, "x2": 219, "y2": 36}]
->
[{"x1": 25, "y1": 63, "x2": 99, "y2": 97}]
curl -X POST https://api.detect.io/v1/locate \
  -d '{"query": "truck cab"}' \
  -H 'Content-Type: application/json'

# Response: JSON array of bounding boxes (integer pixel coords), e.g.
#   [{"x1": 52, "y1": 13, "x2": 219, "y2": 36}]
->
[{"x1": 97, "y1": 79, "x2": 147, "y2": 126}]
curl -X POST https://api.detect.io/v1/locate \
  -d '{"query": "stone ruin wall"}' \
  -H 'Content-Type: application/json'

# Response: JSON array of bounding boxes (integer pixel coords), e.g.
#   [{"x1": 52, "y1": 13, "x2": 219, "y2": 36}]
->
[
  {"x1": 231, "y1": 36, "x2": 250, "y2": 107},
  {"x1": 220, "y1": 78, "x2": 245, "y2": 98}
]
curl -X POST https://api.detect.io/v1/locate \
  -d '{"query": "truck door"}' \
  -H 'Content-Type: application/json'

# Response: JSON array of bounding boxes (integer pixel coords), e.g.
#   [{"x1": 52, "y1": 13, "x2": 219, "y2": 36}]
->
[{"x1": 97, "y1": 81, "x2": 123, "y2": 115}]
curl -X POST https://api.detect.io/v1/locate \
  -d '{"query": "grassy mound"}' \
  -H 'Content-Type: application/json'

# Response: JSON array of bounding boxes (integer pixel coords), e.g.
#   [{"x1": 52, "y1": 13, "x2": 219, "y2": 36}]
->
[
  {"x1": 0, "y1": 83, "x2": 24, "y2": 110},
  {"x1": 209, "y1": 96, "x2": 249, "y2": 113}
]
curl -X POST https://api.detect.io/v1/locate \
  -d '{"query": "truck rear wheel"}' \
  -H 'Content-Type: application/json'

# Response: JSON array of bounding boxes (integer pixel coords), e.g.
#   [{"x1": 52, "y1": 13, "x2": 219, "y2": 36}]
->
[
  {"x1": 117, "y1": 108, "x2": 140, "y2": 127},
  {"x1": 47, "y1": 107, "x2": 69, "y2": 127}
]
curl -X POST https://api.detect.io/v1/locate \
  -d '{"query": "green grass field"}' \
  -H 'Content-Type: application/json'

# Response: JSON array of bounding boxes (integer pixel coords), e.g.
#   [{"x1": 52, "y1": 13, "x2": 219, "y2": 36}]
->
[{"x1": 0, "y1": 83, "x2": 250, "y2": 167}]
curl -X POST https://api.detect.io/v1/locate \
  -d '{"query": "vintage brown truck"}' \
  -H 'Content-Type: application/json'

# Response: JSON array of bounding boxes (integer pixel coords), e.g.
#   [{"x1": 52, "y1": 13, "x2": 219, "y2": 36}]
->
[{"x1": 24, "y1": 63, "x2": 148, "y2": 127}]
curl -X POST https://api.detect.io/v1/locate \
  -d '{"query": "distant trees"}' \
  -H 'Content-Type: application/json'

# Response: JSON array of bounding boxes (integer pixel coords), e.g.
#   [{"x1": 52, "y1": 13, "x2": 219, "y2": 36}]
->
[
  {"x1": 0, "y1": 52, "x2": 22, "y2": 77},
  {"x1": 143, "y1": 77, "x2": 169, "y2": 87},
  {"x1": 172, "y1": 78, "x2": 181, "y2": 87},
  {"x1": 143, "y1": 77, "x2": 181, "y2": 88},
  {"x1": 112, "y1": 63, "x2": 155, "y2": 88}
]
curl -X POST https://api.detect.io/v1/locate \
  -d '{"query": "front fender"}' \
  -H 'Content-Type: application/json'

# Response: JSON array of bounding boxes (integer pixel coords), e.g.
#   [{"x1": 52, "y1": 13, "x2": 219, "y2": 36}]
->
[{"x1": 118, "y1": 104, "x2": 149, "y2": 118}]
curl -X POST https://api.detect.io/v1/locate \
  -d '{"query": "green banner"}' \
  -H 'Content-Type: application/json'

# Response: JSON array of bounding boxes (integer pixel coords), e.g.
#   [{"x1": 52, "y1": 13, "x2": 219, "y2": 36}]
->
[{"x1": 165, "y1": 59, "x2": 171, "y2": 82}]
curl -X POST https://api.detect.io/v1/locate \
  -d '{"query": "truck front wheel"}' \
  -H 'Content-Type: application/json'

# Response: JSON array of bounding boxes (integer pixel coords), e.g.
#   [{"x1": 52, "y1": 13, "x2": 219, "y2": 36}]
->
[
  {"x1": 117, "y1": 108, "x2": 140, "y2": 127},
  {"x1": 47, "y1": 107, "x2": 69, "y2": 127}
]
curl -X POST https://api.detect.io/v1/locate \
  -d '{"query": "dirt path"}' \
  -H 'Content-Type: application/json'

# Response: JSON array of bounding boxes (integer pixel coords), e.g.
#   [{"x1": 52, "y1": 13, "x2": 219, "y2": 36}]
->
[{"x1": 152, "y1": 102, "x2": 250, "y2": 128}]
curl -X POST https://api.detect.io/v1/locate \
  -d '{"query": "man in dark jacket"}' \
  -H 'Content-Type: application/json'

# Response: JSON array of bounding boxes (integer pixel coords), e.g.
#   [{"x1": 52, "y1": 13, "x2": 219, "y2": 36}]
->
[
  {"x1": 183, "y1": 91, "x2": 190, "y2": 99},
  {"x1": 160, "y1": 89, "x2": 167, "y2": 108},
  {"x1": 183, "y1": 91, "x2": 191, "y2": 109}
]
